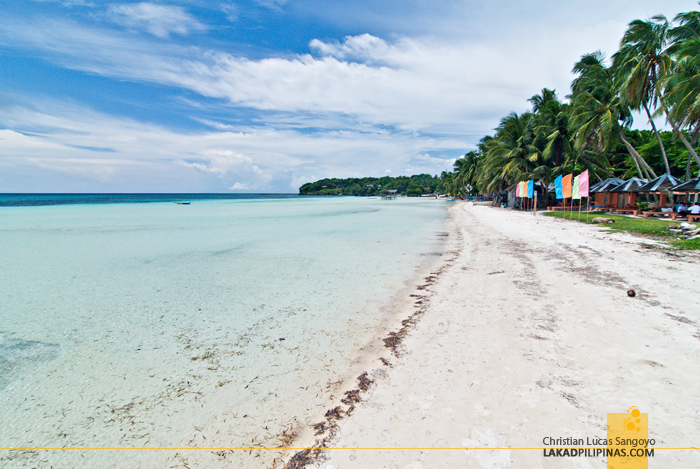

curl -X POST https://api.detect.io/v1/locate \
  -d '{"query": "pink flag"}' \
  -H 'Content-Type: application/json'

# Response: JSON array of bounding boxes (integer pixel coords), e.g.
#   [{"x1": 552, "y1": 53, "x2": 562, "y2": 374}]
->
[
  {"x1": 515, "y1": 182, "x2": 520, "y2": 197},
  {"x1": 579, "y1": 170, "x2": 589, "y2": 198}
]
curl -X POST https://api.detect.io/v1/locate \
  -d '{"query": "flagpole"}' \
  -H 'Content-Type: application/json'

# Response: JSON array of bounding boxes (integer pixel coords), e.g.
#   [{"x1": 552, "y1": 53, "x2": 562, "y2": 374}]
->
[
  {"x1": 534, "y1": 193, "x2": 537, "y2": 216},
  {"x1": 578, "y1": 198, "x2": 582, "y2": 222},
  {"x1": 586, "y1": 197, "x2": 590, "y2": 224}
]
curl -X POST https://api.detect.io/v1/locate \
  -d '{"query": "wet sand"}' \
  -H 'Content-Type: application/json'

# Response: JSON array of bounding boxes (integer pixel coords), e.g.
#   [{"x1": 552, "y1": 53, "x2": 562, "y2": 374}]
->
[{"x1": 287, "y1": 202, "x2": 700, "y2": 468}]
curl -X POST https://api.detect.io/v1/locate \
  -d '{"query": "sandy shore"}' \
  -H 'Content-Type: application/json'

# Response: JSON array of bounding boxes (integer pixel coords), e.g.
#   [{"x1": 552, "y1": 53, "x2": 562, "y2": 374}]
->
[{"x1": 292, "y1": 202, "x2": 700, "y2": 468}]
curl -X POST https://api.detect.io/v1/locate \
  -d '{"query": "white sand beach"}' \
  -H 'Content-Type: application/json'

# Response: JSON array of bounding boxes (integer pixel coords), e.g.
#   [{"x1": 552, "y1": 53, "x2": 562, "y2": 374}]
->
[{"x1": 288, "y1": 202, "x2": 700, "y2": 468}]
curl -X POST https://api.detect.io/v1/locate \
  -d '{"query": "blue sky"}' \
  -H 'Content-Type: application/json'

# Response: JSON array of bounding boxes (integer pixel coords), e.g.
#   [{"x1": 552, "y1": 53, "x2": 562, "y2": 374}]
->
[{"x1": 0, "y1": 0, "x2": 696, "y2": 192}]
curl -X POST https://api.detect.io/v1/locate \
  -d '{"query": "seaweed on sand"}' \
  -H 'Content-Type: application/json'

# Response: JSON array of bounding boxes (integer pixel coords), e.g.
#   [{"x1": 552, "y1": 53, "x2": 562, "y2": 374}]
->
[
  {"x1": 357, "y1": 372, "x2": 373, "y2": 392},
  {"x1": 282, "y1": 372, "x2": 375, "y2": 468}
]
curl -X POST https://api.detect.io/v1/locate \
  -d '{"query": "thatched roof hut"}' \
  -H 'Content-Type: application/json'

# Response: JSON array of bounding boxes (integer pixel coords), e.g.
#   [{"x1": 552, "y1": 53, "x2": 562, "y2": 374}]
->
[
  {"x1": 671, "y1": 176, "x2": 700, "y2": 193},
  {"x1": 637, "y1": 174, "x2": 684, "y2": 208},
  {"x1": 636, "y1": 173, "x2": 683, "y2": 193},
  {"x1": 609, "y1": 177, "x2": 646, "y2": 208},
  {"x1": 590, "y1": 178, "x2": 625, "y2": 193},
  {"x1": 380, "y1": 189, "x2": 398, "y2": 200},
  {"x1": 590, "y1": 178, "x2": 626, "y2": 208},
  {"x1": 610, "y1": 177, "x2": 646, "y2": 193}
]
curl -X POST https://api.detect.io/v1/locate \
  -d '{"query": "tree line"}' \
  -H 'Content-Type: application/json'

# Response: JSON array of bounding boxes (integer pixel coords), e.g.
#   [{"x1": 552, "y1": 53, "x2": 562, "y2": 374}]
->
[
  {"x1": 299, "y1": 174, "x2": 451, "y2": 196},
  {"x1": 443, "y1": 6, "x2": 700, "y2": 202}
]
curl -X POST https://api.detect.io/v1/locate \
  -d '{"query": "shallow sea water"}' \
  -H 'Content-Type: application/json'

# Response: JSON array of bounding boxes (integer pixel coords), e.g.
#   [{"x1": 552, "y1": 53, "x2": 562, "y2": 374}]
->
[{"x1": 0, "y1": 196, "x2": 448, "y2": 468}]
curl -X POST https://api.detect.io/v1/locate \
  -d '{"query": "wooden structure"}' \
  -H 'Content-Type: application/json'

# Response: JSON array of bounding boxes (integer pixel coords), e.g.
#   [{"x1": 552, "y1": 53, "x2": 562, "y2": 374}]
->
[
  {"x1": 609, "y1": 177, "x2": 646, "y2": 211},
  {"x1": 380, "y1": 189, "x2": 398, "y2": 200},
  {"x1": 637, "y1": 173, "x2": 683, "y2": 208},
  {"x1": 590, "y1": 177, "x2": 625, "y2": 208},
  {"x1": 643, "y1": 211, "x2": 680, "y2": 220},
  {"x1": 671, "y1": 176, "x2": 700, "y2": 193},
  {"x1": 671, "y1": 177, "x2": 700, "y2": 205}
]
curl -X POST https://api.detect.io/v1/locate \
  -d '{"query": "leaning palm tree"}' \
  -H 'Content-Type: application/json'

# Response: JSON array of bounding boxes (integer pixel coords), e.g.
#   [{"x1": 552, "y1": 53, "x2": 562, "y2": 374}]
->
[
  {"x1": 570, "y1": 52, "x2": 657, "y2": 180},
  {"x1": 659, "y1": 9, "x2": 700, "y2": 174},
  {"x1": 613, "y1": 16, "x2": 673, "y2": 173}
]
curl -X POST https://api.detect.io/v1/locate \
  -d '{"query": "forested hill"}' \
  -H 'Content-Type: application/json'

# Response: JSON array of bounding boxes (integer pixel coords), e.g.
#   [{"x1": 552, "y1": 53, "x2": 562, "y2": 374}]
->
[{"x1": 298, "y1": 174, "x2": 446, "y2": 196}]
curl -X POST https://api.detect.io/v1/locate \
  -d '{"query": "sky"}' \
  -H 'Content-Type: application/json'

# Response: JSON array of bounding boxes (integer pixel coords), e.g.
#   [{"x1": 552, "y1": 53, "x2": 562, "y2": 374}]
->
[{"x1": 0, "y1": 0, "x2": 697, "y2": 193}]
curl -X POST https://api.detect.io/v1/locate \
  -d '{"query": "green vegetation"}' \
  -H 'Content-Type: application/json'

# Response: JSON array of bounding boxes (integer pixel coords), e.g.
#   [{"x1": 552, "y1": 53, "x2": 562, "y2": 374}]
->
[
  {"x1": 542, "y1": 212, "x2": 676, "y2": 236},
  {"x1": 438, "y1": 7, "x2": 700, "y2": 203},
  {"x1": 299, "y1": 174, "x2": 449, "y2": 196},
  {"x1": 670, "y1": 238, "x2": 700, "y2": 250},
  {"x1": 542, "y1": 212, "x2": 700, "y2": 250}
]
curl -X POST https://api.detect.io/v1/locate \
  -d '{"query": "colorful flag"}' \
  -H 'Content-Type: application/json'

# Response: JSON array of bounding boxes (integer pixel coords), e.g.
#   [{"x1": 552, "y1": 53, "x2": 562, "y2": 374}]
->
[
  {"x1": 519, "y1": 181, "x2": 526, "y2": 197},
  {"x1": 572, "y1": 176, "x2": 580, "y2": 200},
  {"x1": 562, "y1": 174, "x2": 573, "y2": 198},
  {"x1": 515, "y1": 182, "x2": 521, "y2": 197},
  {"x1": 527, "y1": 180, "x2": 534, "y2": 199},
  {"x1": 579, "y1": 170, "x2": 589, "y2": 198},
  {"x1": 554, "y1": 175, "x2": 563, "y2": 199}
]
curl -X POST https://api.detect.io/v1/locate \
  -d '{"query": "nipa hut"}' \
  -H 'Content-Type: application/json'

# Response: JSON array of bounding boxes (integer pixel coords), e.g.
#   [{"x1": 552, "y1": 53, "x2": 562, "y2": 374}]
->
[
  {"x1": 671, "y1": 176, "x2": 700, "y2": 203},
  {"x1": 590, "y1": 177, "x2": 625, "y2": 208},
  {"x1": 636, "y1": 173, "x2": 683, "y2": 208},
  {"x1": 609, "y1": 177, "x2": 646, "y2": 209}
]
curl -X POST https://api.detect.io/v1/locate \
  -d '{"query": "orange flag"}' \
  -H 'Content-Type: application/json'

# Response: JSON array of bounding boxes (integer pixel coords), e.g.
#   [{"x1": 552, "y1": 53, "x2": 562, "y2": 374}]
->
[{"x1": 562, "y1": 174, "x2": 573, "y2": 198}]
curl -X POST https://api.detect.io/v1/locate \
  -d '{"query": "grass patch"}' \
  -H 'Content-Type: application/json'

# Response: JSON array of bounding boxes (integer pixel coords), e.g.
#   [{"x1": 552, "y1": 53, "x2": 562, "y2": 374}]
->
[
  {"x1": 542, "y1": 210, "x2": 700, "y2": 250},
  {"x1": 542, "y1": 211, "x2": 676, "y2": 236},
  {"x1": 669, "y1": 238, "x2": 700, "y2": 250}
]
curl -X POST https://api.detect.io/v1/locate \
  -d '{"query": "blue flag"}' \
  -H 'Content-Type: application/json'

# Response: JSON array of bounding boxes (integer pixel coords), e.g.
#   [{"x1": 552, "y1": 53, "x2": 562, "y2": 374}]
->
[
  {"x1": 554, "y1": 175, "x2": 563, "y2": 199},
  {"x1": 527, "y1": 180, "x2": 534, "y2": 199}
]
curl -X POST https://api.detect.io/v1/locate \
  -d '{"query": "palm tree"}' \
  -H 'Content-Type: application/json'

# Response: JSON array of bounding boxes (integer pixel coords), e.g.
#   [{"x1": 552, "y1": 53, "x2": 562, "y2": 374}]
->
[
  {"x1": 453, "y1": 151, "x2": 480, "y2": 195},
  {"x1": 660, "y1": 9, "x2": 700, "y2": 174},
  {"x1": 481, "y1": 112, "x2": 540, "y2": 189},
  {"x1": 613, "y1": 16, "x2": 673, "y2": 173},
  {"x1": 526, "y1": 89, "x2": 576, "y2": 204},
  {"x1": 569, "y1": 52, "x2": 657, "y2": 180},
  {"x1": 528, "y1": 89, "x2": 572, "y2": 167}
]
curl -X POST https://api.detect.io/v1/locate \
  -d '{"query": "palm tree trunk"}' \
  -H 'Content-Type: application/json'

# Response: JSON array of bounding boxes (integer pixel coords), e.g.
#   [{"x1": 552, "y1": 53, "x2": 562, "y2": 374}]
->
[
  {"x1": 618, "y1": 128, "x2": 657, "y2": 179},
  {"x1": 692, "y1": 121, "x2": 700, "y2": 147},
  {"x1": 644, "y1": 103, "x2": 670, "y2": 174},
  {"x1": 665, "y1": 113, "x2": 700, "y2": 175}
]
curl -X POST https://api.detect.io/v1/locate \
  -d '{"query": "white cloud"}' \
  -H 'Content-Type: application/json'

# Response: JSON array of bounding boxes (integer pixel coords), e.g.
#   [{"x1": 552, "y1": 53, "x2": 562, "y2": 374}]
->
[
  {"x1": 310, "y1": 34, "x2": 391, "y2": 63},
  {"x1": 253, "y1": 0, "x2": 287, "y2": 11},
  {"x1": 0, "y1": 99, "x2": 460, "y2": 192},
  {"x1": 230, "y1": 182, "x2": 248, "y2": 190},
  {"x1": 107, "y1": 2, "x2": 206, "y2": 38},
  {"x1": 0, "y1": 8, "x2": 678, "y2": 139},
  {"x1": 221, "y1": 2, "x2": 239, "y2": 22}
]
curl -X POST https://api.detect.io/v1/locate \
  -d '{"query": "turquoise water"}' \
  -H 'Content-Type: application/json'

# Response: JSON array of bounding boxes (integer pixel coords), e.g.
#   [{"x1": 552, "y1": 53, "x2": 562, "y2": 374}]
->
[{"x1": 0, "y1": 196, "x2": 448, "y2": 467}]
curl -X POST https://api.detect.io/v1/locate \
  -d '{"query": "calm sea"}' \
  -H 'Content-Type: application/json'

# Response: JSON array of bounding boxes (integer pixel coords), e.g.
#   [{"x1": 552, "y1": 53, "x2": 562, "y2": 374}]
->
[{"x1": 0, "y1": 194, "x2": 449, "y2": 468}]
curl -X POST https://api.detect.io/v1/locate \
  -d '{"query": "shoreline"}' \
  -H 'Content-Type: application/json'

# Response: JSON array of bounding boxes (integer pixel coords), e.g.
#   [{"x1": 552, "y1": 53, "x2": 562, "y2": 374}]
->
[
  {"x1": 278, "y1": 202, "x2": 457, "y2": 468},
  {"x1": 292, "y1": 202, "x2": 700, "y2": 468}
]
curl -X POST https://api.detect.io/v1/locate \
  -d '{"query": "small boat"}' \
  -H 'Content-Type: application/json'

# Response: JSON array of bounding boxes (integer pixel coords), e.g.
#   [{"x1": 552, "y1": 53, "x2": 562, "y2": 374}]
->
[{"x1": 175, "y1": 202, "x2": 191, "y2": 205}]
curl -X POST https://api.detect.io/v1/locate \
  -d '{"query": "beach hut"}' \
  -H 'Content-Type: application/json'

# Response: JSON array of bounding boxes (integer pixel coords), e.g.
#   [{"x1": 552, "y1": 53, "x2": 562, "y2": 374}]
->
[
  {"x1": 380, "y1": 189, "x2": 398, "y2": 200},
  {"x1": 671, "y1": 176, "x2": 700, "y2": 192},
  {"x1": 590, "y1": 177, "x2": 625, "y2": 208},
  {"x1": 636, "y1": 173, "x2": 683, "y2": 208},
  {"x1": 609, "y1": 177, "x2": 646, "y2": 211},
  {"x1": 671, "y1": 176, "x2": 700, "y2": 203}
]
